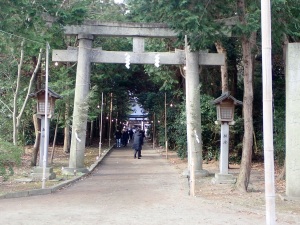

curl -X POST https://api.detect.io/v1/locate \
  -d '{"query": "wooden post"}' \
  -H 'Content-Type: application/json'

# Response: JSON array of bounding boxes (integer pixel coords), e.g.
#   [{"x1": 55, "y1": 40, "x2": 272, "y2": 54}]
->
[
  {"x1": 109, "y1": 93, "x2": 113, "y2": 147},
  {"x1": 50, "y1": 112, "x2": 61, "y2": 164},
  {"x1": 153, "y1": 113, "x2": 156, "y2": 149},
  {"x1": 98, "y1": 92, "x2": 104, "y2": 157},
  {"x1": 42, "y1": 43, "x2": 50, "y2": 189},
  {"x1": 165, "y1": 93, "x2": 168, "y2": 159}
]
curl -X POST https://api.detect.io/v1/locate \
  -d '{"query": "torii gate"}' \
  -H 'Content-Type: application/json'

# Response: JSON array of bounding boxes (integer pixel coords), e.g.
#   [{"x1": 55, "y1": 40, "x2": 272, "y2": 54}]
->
[{"x1": 53, "y1": 22, "x2": 225, "y2": 185}]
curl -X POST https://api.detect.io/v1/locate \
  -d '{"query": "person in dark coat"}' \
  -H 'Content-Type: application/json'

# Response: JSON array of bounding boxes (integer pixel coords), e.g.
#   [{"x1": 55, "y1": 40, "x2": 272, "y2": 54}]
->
[
  {"x1": 139, "y1": 130, "x2": 145, "y2": 157},
  {"x1": 128, "y1": 129, "x2": 134, "y2": 141},
  {"x1": 115, "y1": 129, "x2": 122, "y2": 147},
  {"x1": 132, "y1": 129, "x2": 143, "y2": 159},
  {"x1": 121, "y1": 129, "x2": 129, "y2": 147}
]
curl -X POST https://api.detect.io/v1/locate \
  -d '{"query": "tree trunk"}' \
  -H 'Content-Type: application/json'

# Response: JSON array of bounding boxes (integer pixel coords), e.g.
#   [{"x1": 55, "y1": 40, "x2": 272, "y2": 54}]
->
[
  {"x1": 282, "y1": 34, "x2": 289, "y2": 67},
  {"x1": 109, "y1": 93, "x2": 113, "y2": 147},
  {"x1": 101, "y1": 95, "x2": 107, "y2": 141},
  {"x1": 86, "y1": 121, "x2": 91, "y2": 146},
  {"x1": 215, "y1": 41, "x2": 228, "y2": 93},
  {"x1": 50, "y1": 113, "x2": 60, "y2": 164},
  {"x1": 31, "y1": 114, "x2": 40, "y2": 166},
  {"x1": 277, "y1": 34, "x2": 289, "y2": 181},
  {"x1": 231, "y1": 39, "x2": 238, "y2": 97},
  {"x1": 63, "y1": 101, "x2": 71, "y2": 153},
  {"x1": 63, "y1": 84, "x2": 71, "y2": 153},
  {"x1": 13, "y1": 41, "x2": 24, "y2": 145},
  {"x1": 89, "y1": 120, "x2": 94, "y2": 146},
  {"x1": 235, "y1": 0, "x2": 256, "y2": 192},
  {"x1": 278, "y1": 159, "x2": 286, "y2": 181},
  {"x1": 236, "y1": 33, "x2": 256, "y2": 192}
]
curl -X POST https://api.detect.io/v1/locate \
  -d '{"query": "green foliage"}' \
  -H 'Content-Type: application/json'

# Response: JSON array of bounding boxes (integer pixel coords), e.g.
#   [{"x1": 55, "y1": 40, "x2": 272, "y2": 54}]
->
[
  {"x1": 200, "y1": 94, "x2": 219, "y2": 161},
  {"x1": 0, "y1": 40, "x2": 32, "y2": 143},
  {"x1": 233, "y1": 7, "x2": 261, "y2": 38},
  {"x1": 169, "y1": 101, "x2": 188, "y2": 159},
  {"x1": 0, "y1": 88, "x2": 13, "y2": 141},
  {"x1": 146, "y1": 92, "x2": 225, "y2": 160},
  {"x1": 169, "y1": 92, "x2": 243, "y2": 162},
  {"x1": 0, "y1": 0, "x2": 91, "y2": 144},
  {"x1": 127, "y1": 0, "x2": 236, "y2": 49},
  {"x1": 0, "y1": 140, "x2": 22, "y2": 180},
  {"x1": 273, "y1": 67, "x2": 286, "y2": 165},
  {"x1": 88, "y1": 0, "x2": 128, "y2": 21},
  {"x1": 271, "y1": 0, "x2": 300, "y2": 47}
]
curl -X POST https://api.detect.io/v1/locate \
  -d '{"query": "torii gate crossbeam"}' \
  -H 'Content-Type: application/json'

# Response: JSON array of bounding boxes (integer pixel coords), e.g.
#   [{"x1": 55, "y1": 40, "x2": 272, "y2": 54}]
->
[{"x1": 53, "y1": 47, "x2": 223, "y2": 66}]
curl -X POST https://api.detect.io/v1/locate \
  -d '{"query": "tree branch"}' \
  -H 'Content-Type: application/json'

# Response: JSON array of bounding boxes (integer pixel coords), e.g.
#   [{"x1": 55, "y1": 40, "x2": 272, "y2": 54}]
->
[
  {"x1": 17, "y1": 48, "x2": 43, "y2": 121},
  {"x1": 56, "y1": 0, "x2": 68, "y2": 16},
  {"x1": 0, "y1": 98, "x2": 13, "y2": 113},
  {"x1": 13, "y1": 41, "x2": 24, "y2": 144}
]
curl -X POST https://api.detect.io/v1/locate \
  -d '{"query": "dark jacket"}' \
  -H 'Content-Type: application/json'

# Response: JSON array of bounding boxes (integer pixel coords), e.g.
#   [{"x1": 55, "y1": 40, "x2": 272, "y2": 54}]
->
[
  {"x1": 132, "y1": 131, "x2": 143, "y2": 151},
  {"x1": 122, "y1": 130, "x2": 129, "y2": 141},
  {"x1": 115, "y1": 131, "x2": 122, "y2": 139}
]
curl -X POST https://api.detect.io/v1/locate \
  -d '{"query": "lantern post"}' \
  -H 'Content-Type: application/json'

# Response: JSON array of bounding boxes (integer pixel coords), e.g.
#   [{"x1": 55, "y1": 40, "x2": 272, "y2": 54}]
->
[
  {"x1": 212, "y1": 92, "x2": 242, "y2": 184},
  {"x1": 29, "y1": 88, "x2": 62, "y2": 183}
]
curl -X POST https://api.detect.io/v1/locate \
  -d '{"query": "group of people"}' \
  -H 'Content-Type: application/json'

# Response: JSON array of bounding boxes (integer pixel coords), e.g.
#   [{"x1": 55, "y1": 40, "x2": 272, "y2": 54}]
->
[
  {"x1": 114, "y1": 127, "x2": 145, "y2": 159},
  {"x1": 114, "y1": 128, "x2": 134, "y2": 148}
]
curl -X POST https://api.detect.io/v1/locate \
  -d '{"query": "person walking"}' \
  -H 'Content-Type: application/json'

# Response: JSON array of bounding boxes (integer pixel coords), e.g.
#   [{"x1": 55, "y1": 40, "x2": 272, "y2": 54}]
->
[
  {"x1": 115, "y1": 129, "x2": 122, "y2": 148},
  {"x1": 132, "y1": 129, "x2": 143, "y2": 159},
  {"x1": 139, "y1": 130, "x2": 145, "y2": 158},
  {"x1": 121, "y1": 128, "x2": 129, "y2": 147}
]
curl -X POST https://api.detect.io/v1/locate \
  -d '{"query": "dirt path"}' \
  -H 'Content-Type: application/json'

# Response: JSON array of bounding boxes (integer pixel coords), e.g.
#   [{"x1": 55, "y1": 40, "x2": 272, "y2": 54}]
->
[{"x1": 0, "y1": 143, "x2": 299, "y2": 225}]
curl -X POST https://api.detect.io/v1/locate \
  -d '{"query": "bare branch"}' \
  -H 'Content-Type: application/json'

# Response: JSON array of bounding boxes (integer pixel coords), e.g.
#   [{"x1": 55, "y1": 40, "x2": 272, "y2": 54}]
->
[
  {"x1": 0, "y1": 98, "x2": 13, "y2": 113},
  {"x1": 56, "y1": 0, "x2": 68, "y2": 16},
  {"x1": 13, "y1": 40, "x2": 24, "y2": 145},
  {"x1": 179, "y1": 66, "x2": 185, "y2": 78},
  {"x1": 17, "y1": 48, "x2": 43, "y2": 121}
]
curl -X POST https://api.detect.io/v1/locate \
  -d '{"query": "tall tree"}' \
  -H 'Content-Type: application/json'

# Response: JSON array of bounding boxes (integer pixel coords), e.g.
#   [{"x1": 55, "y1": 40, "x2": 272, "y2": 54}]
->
[{"x1": 235, "y1": 0, "x2": 259, "y2": 192}]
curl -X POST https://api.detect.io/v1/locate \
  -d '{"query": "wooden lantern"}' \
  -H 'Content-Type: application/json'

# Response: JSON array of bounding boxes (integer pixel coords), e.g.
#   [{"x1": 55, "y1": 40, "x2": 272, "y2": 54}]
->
[
  {"x1": 29, "y1": 88, "x2": 62, "y2": 118},
  {"x1": 213, "y1": 92, "x2": 242, "y2": 122}
]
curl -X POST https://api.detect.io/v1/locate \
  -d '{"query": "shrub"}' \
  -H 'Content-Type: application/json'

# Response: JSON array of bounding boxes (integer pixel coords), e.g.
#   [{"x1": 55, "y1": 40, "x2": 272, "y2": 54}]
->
[{"x1": 0, "y1": 140, "x2": 22, "y2": 180}]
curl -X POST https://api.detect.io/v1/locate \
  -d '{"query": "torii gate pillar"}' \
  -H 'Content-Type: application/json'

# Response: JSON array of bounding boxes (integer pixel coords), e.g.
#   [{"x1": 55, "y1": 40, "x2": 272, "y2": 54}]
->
[
  {"x1": 65, "y1": 34, "x2": 94, "y2": 174},
  {"x1": 185, "y1": 48, "x2": 209, "y2": 181}
]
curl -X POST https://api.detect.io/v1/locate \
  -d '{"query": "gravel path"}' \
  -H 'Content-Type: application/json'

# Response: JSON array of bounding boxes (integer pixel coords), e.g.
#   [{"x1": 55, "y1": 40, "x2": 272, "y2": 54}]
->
[{"x1": 0, "y1": 143, "x2": 296, "y2": 225}]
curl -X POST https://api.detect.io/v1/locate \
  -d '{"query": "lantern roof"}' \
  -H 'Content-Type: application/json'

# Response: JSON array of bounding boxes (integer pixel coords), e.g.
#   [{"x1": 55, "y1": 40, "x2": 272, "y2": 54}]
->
[
  {"x1": 29, "y1": 88, "x2": 62, "y2": 99},
  {"x1": 212, "y1": 92, "x2": 242, "y2": 105}
]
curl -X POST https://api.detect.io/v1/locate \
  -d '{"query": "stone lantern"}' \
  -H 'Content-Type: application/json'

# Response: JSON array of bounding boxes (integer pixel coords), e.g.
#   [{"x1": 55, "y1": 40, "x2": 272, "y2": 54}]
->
[
  {"x1": 29, "y1": 88, "x2": 62, "y2": 180},
  {"x1": 212, "y1": 92, "x2": 242, "y2": 184}
]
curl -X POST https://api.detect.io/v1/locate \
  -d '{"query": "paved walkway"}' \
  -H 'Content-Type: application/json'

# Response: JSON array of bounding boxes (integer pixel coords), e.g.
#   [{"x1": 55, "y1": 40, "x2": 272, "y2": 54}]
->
[{"x1": 0, "y1": 143, "x2": 292, "y2": 225}]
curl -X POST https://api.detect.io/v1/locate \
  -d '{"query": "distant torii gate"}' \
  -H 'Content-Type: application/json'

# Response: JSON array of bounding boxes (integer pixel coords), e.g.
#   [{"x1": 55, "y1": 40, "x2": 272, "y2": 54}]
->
[{"x1": 53, "y1": 22, "x2": 225, "y2": 189}]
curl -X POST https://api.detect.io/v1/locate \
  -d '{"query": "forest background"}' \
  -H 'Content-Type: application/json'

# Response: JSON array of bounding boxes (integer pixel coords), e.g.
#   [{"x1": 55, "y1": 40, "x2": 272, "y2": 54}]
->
[{"x1": 0, "y1": 0, "x2": 299, "y2": 193}]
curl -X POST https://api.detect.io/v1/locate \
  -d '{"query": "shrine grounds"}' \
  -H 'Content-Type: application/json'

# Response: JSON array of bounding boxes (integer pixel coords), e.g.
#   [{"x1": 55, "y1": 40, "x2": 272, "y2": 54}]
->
[{"x1": 0, "y1": 142, "x2": 300, "y2": 224}]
